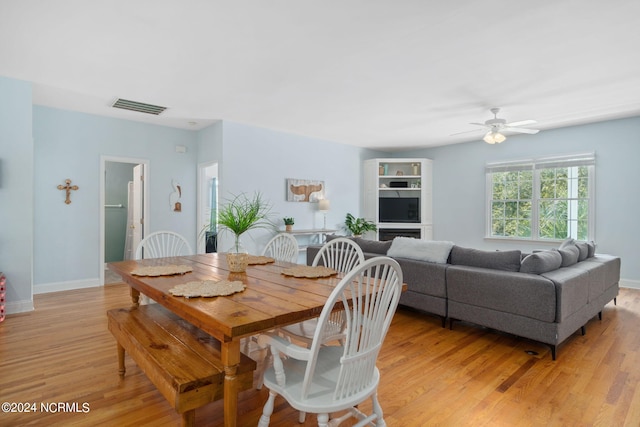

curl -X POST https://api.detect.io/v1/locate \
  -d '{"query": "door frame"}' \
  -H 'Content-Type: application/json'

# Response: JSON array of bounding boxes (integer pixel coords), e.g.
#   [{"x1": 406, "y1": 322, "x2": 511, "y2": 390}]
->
[{"x1": 100, "y1": 155, "x2": 149, "y2": 285}]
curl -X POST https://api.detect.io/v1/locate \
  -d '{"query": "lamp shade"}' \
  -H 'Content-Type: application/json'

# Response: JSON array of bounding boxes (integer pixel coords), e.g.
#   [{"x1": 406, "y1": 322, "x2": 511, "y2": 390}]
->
[{"x1": 318, "y1": 199, "x2": 330, "y2": 212}]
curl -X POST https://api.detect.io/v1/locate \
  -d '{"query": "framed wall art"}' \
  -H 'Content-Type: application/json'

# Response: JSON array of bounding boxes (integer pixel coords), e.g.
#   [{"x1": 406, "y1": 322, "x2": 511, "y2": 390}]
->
[{"x1": 286, "y1": 178, "x2": 325, "y2": 202}]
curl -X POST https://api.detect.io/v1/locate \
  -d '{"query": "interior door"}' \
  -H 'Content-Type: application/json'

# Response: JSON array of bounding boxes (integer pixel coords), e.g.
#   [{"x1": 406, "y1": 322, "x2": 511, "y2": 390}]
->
[{"x1": 131, "y1": 164, "x2": 144, "y2": 257}]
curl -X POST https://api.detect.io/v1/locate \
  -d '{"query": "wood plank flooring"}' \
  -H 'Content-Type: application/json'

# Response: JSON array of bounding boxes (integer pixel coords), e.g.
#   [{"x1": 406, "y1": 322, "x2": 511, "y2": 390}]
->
[{"x1": 1, "y1": 283, "x2": 638, "y2": 426}]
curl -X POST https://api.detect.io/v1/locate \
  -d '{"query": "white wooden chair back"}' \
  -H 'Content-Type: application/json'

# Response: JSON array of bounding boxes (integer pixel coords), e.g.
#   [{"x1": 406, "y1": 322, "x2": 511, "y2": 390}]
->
[
  {"x1": 305, "y1": 256, "x2": 401, "y2": 399},
  {"x1": 312, "y1": 237, "x2": 364, "y2": 274},
  {"x1": 258, "y1": 256, "x2": 403, "y2": 426},
  {"x1": 134, "y1": 231, "x2": 193, "y2": 259},
  {"x1": 262, "y1": 233, "x2": 298, "y2": 263}
]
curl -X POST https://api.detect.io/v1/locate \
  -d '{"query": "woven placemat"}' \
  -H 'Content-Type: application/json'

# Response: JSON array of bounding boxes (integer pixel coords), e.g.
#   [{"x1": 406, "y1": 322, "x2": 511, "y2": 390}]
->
[
  {"x1": 131, "y1": 264, "x2": 193, "y2": 277},
  {"x1": 280, "y1": 265, "x2": 337, "y2": 278},
  {"x1": 168, "y1": 280, "x2": 246, "y2": 298},
  {"x1": 247, "y1": 255, "x2": 276, "y2": 265}
]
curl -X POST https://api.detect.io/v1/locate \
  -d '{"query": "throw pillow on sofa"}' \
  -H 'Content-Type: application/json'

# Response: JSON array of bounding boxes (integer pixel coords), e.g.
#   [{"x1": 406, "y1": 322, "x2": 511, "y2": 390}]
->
[
  {"x1": 558, "y1": 244, "x2": 580, "y2": 267},
  {"x1": 520, "y1": 250, "x2": 563, "y2": 274},
  {"x1": 387, "y1": 237, "x2": 454, "y2": 264},
  {"x1": 559, "y1": 237, "x2": 576, "y2": 249},
  {"x1": 575, "y1": 241, "x2": 589, "y2": 261},
  {"x1": 353, "y1": 237, "x2": 393, "y2": 254},
  {"x1": 449, "y1": 246, "x2": 522, "y2": 272}
]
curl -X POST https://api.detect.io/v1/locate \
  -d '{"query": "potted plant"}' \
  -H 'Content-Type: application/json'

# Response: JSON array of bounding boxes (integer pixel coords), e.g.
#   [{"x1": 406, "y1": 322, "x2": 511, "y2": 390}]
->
[
  {"x1": 345, "y1": 213, "x2": 377, "y2": 237},
  {"x1": 217, "y1": 192, "x2": 273, "y2": 272},
  {"x1": 283, "y1": 217, "x2": 295, "y2": 232}
]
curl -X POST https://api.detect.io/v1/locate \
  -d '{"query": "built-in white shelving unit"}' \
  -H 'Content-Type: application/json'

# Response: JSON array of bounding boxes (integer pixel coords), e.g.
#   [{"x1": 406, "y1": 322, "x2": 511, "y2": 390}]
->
[{"x1": 363, "y1": 158, "x2": 433, "y2": 240}]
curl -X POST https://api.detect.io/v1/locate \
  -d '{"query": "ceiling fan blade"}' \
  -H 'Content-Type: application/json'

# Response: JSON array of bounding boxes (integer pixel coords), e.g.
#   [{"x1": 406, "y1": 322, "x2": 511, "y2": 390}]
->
[
  {"x1": 505, "y1": 127, "x2": 539, "y2": 134},
  {"x1": 450, "y1": 128, "x2": 483, "y2": 136},
  {"x1": 505, "y1": 119, "x2": 537, "y2": 127},
  {"x1": 469, "y1": 122, "x2": 488, "y2": 127}
]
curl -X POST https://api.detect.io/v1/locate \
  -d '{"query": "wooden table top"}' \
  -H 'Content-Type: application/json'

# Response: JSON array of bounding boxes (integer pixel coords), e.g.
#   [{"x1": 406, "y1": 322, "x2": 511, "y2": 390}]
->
[{"x1": 107, "y1": 253, "x2": 346, "y2": 343}]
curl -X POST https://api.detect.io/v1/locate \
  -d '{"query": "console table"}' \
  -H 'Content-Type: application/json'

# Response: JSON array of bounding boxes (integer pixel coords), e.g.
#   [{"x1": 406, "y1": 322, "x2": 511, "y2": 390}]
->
[{"x1": 285, "y1": 228, "x2": 338, "y2": 251}]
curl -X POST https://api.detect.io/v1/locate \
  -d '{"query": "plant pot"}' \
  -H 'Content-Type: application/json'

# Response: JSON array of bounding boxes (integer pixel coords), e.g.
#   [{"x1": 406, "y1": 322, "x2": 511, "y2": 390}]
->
[
  {"x1": 226, "y1": 252, "x2": 249, "y2": 273},
  {"x1": 226, "y1": 237, "x2": 248, "y2": 273},
  {"x1": 285, "y1": 224, "x2": 293, "y2": 232}
]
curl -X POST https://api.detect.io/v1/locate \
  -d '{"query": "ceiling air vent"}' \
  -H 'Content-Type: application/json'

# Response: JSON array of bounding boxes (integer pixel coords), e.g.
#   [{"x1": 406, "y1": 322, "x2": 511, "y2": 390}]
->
[{"x1": 111, "y1": 98, "x2": 167, "y2": 115}]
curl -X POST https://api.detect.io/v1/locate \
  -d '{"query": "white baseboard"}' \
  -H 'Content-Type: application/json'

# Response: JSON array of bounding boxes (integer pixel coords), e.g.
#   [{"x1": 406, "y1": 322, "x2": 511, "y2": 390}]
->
[
  {"x1": 34, "y1": 278, "x2": 101, "y2": 295},
  {"x1": 621, "y1": 278, "x2": 640, "y2": 290},
  {"x1": 4, "y1": 299, "x2": 35, "y2": 315}
]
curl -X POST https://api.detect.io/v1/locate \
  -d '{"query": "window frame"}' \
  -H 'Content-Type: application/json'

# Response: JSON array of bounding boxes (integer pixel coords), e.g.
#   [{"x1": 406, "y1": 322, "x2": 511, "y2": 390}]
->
[{"x1": 485, "y1": 153, "x2": 596, "y2": 242}]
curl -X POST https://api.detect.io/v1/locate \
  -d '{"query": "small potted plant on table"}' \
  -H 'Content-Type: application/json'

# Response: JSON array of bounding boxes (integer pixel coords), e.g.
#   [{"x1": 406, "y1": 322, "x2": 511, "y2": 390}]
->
[
  {"x1": 217, "y1": 192, "x2": 272, "y2": 272},
  {"x1": 283, "y1": 217, "x2": 295, "y2": 232}
]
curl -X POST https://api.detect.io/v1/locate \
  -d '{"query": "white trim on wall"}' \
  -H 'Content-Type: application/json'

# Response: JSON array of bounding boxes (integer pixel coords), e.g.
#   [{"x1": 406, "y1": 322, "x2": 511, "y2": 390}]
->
[
  {"x1": 4, "y1": 299, "x2": 34, "y2": 315},
  {"x1": 33, "y1": 278, "x2": 101, "y2": 294},
  {"x1": 620, "y1": 279, "x2": 640, "y2": 290}
]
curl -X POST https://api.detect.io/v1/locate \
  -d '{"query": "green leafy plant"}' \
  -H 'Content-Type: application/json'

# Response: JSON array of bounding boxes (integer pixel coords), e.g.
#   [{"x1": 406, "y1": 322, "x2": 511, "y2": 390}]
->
[
  {"x1": 345, "y1": 213, "x2": 377, "y2": 236},
  {"x1": 283, "y1": 217, "x2": 295, "y2": 225},
  {"x1": 217, "y1": 192, "x2": 273, "y2": 252}
]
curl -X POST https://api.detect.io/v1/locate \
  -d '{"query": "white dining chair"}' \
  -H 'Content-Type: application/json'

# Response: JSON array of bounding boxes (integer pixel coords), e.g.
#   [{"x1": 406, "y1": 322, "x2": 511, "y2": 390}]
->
[
  {"x1": 262, "y1": 233, "x2": 298, "y2": 263},
  {"x1": 278, "y1": 237, "x2": 365, "y2": 347},
  {"x1": 257, "y1": 256, "x2": 403, "y2": 427},
  {"x1": 134, "y1": 230, "x2": 193, "y2": 260},
  {"x1": 243, "y1": 233, "x2": 299, "y2": 373},
  {"x1": 134, "y1": 231, "x2": 193, "y2": 304},
  {"x1": 252, "y1": 238, "x2": 365, "y2": 393}
]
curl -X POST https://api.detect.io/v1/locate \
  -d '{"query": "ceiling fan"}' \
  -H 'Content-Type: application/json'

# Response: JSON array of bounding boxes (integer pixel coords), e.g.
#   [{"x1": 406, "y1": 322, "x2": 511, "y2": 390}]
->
[{"x1": 455, "y1": 108, "x2": 540, "y2": 144}]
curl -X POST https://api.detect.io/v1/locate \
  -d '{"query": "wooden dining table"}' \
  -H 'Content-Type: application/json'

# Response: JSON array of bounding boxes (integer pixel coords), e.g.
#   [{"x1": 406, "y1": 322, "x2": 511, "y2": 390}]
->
[{"x1": 108, "y1": 252, "x2": 347, "y2": 427}]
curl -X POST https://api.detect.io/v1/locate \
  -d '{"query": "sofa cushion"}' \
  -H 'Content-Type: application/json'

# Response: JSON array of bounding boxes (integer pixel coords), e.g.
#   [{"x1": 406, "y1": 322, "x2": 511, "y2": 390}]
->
[
  {"x1": 387, "y1": 237, "x2": 454, "y2": 264},
  {"x1": 575, "y1": 241, "x2": 589, "y2": 261},
  {"x1": 587, "y1": 241, "x2": 596, "y2": 258},
  {"x1": 353, "y1": 237, "x2": 393, "y2": 255},
  {"x1": 559, "y1": 237, "x2": 576, "y2": 249},
  {"x1": 325, "y1": 234, "x2": 353, "y2": 242},
  {"x1": 520, "y1": 250, "x2": 563, "y2": 274},
  {"x1": 450, "y1": 246, "x2": 522, "y2": 272},
  {"x1": 446, "y1": 266, "x2": 557, "y2": 322},
  {"x1": 558, "y1": 245, "x2": 580, "y2": 267}
]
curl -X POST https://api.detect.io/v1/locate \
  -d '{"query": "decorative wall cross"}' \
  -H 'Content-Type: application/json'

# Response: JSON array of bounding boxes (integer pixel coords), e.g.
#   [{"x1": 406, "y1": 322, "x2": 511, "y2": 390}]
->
[{"x1": 57, "y1": 179, "x2": 79, "y2": 204}]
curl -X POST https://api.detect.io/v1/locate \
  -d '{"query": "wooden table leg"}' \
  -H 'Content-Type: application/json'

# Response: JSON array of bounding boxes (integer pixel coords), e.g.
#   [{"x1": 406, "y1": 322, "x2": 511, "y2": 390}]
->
[
  {"x1": 130, "y1": 287, "x2": 140, "y2": 307},
  {"x1": 221, "y1": 339, "x2": 241, "y2": 427}
]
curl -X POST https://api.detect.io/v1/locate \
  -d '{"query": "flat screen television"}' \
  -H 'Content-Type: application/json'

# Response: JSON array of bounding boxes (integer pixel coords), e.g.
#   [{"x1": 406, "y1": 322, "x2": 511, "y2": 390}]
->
[{"x1": 379, "y1": 197, "x2": 420, "y2": 223}]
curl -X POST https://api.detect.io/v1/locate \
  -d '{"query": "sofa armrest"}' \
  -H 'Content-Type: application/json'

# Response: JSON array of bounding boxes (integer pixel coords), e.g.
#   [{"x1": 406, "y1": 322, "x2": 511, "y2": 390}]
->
[
  {"x1": 393, "y1": 257, "x2": 448, "y2": 298},
  {"x1": 541, "y1": 267, "x2": 591, "y2": 322}
]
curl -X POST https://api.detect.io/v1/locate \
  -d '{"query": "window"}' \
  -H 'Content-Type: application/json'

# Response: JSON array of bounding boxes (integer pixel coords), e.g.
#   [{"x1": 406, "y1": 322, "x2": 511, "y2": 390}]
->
[{"x1": 486, "y1": 153, "x2": 595, "y2": 241}]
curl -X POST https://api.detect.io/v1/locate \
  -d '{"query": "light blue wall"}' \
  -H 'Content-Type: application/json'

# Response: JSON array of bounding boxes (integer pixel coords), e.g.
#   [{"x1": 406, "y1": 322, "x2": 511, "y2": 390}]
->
[
  {"x1": 5, "y1": 72, "x2": 638, "y2": 313},
  {"x1": 401, "y1": 116, "x2": 640, "y2": 285},
  {"x1": 32, "y1": 106, "x2": 199, "y2": 292},
  {"x1": 212, "y1": 121, "x2": 382, "y2": 258},
  {"x1": 197, "y1": 121, "x2": 223, "y2": 165},
  {"x1": 0, "y1": 77, "x2": 34, "y2": 313}
]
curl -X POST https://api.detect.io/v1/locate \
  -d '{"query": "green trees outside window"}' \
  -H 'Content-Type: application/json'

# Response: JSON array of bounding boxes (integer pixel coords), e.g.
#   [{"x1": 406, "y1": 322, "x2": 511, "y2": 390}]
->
[{"x1": 488, "y1": 155, "x2": 593, "y2": 241}]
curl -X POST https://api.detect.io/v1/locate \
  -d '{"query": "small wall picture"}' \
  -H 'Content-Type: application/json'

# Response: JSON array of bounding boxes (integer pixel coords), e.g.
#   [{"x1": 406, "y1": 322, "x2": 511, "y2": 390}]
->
[{"x1": 286, "y1": 178, "x2": 325, "y2": 202}]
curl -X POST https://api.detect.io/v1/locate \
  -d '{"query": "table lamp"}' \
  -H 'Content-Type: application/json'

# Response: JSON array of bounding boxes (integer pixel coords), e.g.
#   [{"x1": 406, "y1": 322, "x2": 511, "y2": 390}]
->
[{"x1": 318, "y1": 199, "x2": 330, "y2": 229}]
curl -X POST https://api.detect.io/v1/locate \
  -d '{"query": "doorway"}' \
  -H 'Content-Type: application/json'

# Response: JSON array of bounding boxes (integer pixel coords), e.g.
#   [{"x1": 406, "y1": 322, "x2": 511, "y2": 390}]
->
[
  {"x1": 100, "y1": 156, "x2": 149, "y2": 285},
  {"x1": 197, "y1": 162, "x2": 218, "y2": 254}
]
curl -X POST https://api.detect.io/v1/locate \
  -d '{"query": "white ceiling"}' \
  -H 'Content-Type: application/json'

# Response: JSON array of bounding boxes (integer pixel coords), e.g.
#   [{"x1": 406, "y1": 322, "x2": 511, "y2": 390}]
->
[{"x1": 1, "y1": 0, "x2": 639, "y2": 151}]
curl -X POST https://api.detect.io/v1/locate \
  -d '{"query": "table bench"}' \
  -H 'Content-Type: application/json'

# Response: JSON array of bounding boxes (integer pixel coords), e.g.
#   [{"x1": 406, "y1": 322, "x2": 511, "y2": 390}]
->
[{"x1": 107, "y1": 305, "x2": 256, "y2": 426}]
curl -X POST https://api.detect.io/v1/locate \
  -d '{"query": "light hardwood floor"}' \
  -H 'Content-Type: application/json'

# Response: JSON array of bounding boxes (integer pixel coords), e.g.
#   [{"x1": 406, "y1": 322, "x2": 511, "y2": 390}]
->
[{"x1": 1, "y1": 283, "x2": 638, "y2": 426}]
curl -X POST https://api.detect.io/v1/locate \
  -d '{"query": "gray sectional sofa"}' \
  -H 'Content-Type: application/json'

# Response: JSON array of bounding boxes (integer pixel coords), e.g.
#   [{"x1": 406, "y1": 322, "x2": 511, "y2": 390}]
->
[{"x1": 307, "y1": 237, "x2": 620, "y2": 360}]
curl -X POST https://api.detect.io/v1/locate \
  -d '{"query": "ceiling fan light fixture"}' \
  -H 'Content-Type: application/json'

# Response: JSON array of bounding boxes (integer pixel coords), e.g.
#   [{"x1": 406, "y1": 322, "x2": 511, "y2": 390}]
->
[{"x1": 484, "y1": 131, "x2": 506, "y2": 144}]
